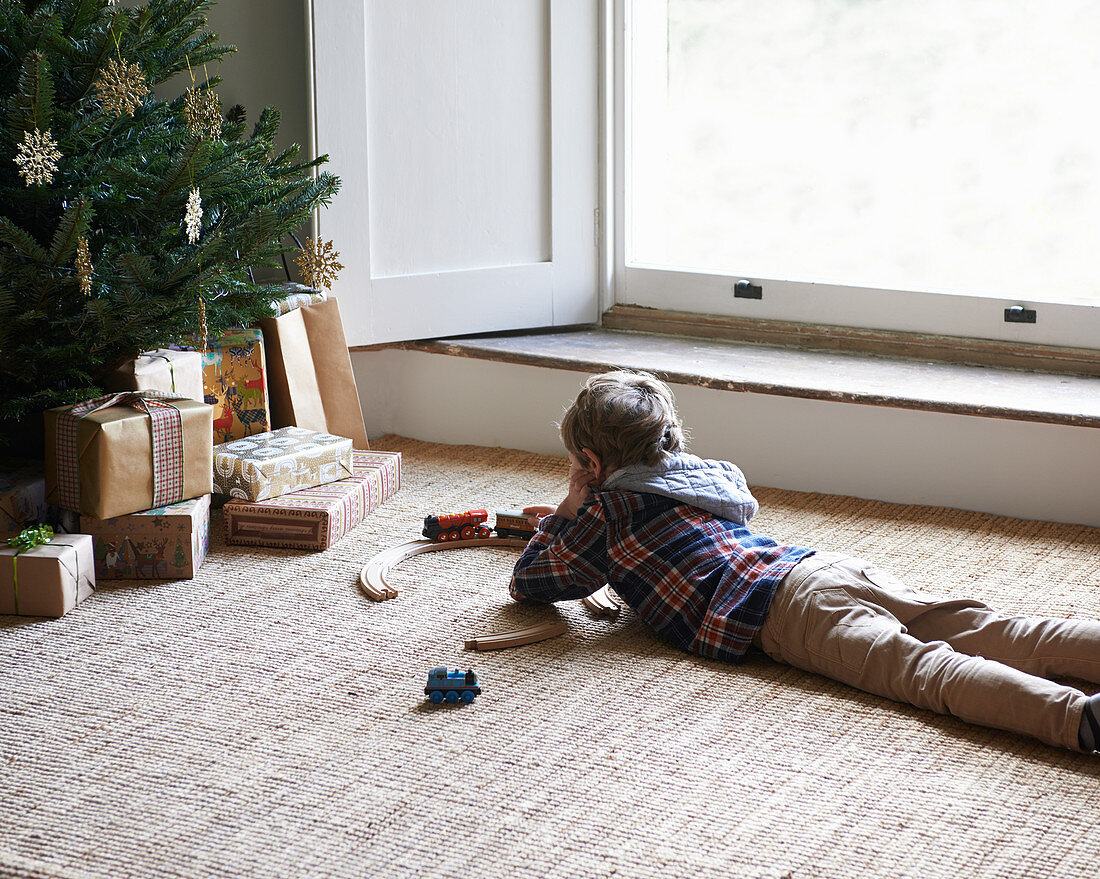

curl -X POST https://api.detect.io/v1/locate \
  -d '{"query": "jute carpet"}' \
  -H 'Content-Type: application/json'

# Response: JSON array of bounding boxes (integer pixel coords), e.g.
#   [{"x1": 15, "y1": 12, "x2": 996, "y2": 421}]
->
[{"x1": 2, "y1": 436, "x2": 1098, "y2": 879}]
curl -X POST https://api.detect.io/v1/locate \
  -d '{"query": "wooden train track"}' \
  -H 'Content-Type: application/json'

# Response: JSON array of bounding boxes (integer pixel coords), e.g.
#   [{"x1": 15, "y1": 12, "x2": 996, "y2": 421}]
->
[
  {"x1": 358, "y1": 536, "x2": 620, "y2": 649},
  {"x1": 584, "y1": 584, "x2": 620, "y2": 617},
  {"x1": 358, "y1": 537, "x2": 529, "y2": 601},
  {"x1": 464, "y1": 620, "x2": 569, "y2": 651}
]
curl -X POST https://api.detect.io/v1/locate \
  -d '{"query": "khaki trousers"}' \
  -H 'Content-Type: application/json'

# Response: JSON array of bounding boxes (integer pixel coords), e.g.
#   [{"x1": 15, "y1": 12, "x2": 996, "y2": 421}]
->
[{"x1": 757, "y1": 552, "x2": 1100, "y2": 751}]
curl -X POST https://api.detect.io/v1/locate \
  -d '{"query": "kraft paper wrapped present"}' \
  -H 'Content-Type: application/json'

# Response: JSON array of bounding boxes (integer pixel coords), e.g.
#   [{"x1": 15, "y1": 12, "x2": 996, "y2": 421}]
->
[
  {"x1": 106, "y1": 348, "x2": 205, "y2": 402},
  {"x1": 81, "y1": 494, "x2": 211, "y2": 580},
  {"x1": 1, "y1": 530, "x2": 95, "y2": 618},
  {"x1": 202, "y1": 328, "x2": 271, "y2": 444},
  {"x1": 260, "y1": 297, "x2": 368, "y2": 449},
  {"x1": 213, "y1": 427, "x2": 354, "y2": 502},
  {"x1": 0, "y1": 461, "x2": 49, "y2": 531},
  {"x1": 224, "y1": 450, "x2": 401, "y2": 550},
  {"x1": 45, "y1": 392, "x2": 214, "y2": 520}
]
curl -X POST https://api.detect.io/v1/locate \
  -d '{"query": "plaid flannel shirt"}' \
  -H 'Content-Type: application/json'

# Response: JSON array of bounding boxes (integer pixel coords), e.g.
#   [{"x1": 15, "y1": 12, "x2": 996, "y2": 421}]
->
[{"x1": 510, "y1": 490, "x2": 813, "y2": 662}]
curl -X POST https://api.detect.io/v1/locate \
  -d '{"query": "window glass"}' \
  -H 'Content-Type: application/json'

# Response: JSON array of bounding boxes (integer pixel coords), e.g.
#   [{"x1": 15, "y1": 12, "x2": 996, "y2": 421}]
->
[{"x1": 630, "y1": 0, "x2": 1100, "y2": 304}]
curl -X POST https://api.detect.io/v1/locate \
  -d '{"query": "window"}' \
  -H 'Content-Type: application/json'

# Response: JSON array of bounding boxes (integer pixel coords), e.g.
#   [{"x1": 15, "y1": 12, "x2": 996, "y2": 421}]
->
[{"x1": 618, "y1": 0, "x2": 1100, "y2": 349}]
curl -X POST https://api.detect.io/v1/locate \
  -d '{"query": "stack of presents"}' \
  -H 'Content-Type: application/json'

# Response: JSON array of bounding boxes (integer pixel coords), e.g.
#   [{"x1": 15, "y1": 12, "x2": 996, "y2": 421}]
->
[{"x1": 1, "y1": 290, "x2": 401, "y2": 619}]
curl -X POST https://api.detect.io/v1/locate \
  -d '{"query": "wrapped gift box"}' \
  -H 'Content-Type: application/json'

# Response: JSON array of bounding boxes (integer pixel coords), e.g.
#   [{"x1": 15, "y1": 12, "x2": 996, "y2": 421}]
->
[
  {"x1": 0, "y1": 461, "x2": 49, "y2": 531},
  {"x1": 45, "y1": 394, "x2": 214, "y2": 520},
  {"x1": 213, "y1": 427, "x2": 354, "y2": 502},
  {"x1": 2, "y1": 461, "x2": 81, "y2": 534},
  {"x1": 202, "y1": 328, "x2": 271, "y2": 444},
  {"x1": 267, "y1": 283, "x2": 327, "y2": 317},
  {"x1": 107, "y1": 348, "x2": 205, "y2": 402},
  {"x1": 0, "y1": 533, "x2": 95, "y2": 617},
  {"x1": 224, "y1": 450, "x2": 401, "y2": 550},
  {"x1": 81, "y1": 494, "x2": 211, "y2": 580}
]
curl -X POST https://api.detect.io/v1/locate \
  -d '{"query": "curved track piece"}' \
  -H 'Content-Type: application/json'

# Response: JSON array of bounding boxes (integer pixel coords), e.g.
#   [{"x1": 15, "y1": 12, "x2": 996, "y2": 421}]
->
[
  {"x1": 358, "y1": 537, "x2": 529, "y2": 602},
  {"x1": 582, "y1": 584, "x2": 620, "y2": 617},
  {"x1": 464, "y1": 620, "x2": 569, "y2": 651}
]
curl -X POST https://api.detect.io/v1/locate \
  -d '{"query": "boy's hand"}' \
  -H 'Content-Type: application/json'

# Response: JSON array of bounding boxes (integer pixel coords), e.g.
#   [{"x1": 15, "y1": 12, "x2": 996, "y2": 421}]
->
[
  {"x1": 521, "y1": 505, "x2": 557, "y2": 529},
  {"x1": 555, "y1": 463, "x2": 597, "y2": 521}
]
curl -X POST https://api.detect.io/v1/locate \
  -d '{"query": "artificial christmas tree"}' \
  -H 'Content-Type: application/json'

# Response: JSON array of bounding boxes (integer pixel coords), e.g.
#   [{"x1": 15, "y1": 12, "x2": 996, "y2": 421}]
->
[{"x1": 0, "y1": 0, "x2": 340, "y2": 453}]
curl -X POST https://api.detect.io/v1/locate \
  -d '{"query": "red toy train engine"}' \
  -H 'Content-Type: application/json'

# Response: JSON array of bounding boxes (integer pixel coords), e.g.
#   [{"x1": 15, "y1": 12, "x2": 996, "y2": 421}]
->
[{"x1": 422, "y1": 509, "x2": 493, "y2": 542}]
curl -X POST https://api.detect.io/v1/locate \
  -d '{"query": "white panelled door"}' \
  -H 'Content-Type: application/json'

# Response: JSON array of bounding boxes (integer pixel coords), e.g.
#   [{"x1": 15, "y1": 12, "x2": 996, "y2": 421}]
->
[{"x1": 310, "y1": 0, "x2": 599, "y2": 346}]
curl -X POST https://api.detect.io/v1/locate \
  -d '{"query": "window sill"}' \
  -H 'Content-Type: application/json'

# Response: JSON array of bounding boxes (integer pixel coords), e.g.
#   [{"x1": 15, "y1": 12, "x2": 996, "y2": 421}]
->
[{"x1": 394, "y1": 326, "x2": 1100, "y2": 429}]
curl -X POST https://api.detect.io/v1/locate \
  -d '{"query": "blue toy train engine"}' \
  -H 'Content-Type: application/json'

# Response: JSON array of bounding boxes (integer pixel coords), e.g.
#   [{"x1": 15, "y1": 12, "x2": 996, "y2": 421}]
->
[{"x1": 424, "y1": 667, "x2": 482, "y2": 703}]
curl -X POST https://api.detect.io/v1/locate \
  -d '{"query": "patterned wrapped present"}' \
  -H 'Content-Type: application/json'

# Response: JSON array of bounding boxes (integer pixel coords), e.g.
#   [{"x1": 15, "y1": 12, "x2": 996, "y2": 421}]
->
[
  {"x1": 202, "y1": 328, "x2": 271, "y2": 444},
  {"x1": 45, "y1": 392, "x2": 214, "y2": 520},
  {"x1": 0, "y1": 461, "x2": 49, "y2": 532},
  {"x1": 81, "y1": 494, "x2": 211, "y2": 580},
  {"x1": 224, "y1": 450, "x2": 401, "y2": 550},
  {"x1": 2, "y1": 461, "x2": 81, "y2": 534},
  {"x1": 107, "y1": 348, "x2": 205, "y2": 403},
  {"x1": 1, "y1": 528, "x2": 95, "y2": 618},
  {"x1": 213, "y1": 427, "x2": 354, "y2": 502},
  {"x1": 267, "y1": 283, "x2": 327, "y2": 317}
]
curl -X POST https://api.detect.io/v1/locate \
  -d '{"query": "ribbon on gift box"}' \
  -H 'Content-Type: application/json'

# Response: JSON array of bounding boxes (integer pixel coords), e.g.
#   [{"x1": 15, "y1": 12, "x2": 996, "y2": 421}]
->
[
  {"x1": 7, "y1": 524, "x2": 53, "y2": 615},
  {"x1": 54, "y1": 390, "x2": 187, "y2": 511},
  {"x1": 145, "y1": 352, "x2": 177, "y2": 393}
]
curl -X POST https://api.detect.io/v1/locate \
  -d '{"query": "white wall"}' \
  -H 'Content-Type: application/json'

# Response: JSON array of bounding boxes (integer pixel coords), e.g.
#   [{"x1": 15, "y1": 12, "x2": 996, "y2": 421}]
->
[
  {"x1": 353, "y1": 348, "x2": 1100, "y2": 528},
  {"x1": 204, "y1": 0, "x2": 310, "y2": 154}
]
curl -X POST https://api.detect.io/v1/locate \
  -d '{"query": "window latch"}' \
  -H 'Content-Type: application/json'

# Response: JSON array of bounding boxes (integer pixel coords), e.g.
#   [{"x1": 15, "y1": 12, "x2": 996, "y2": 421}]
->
[
  {"x1": 1004, "y1": 305, "x2": 1037, "y2": 324},
  {"x1": 734, "y1": 280, "x2": 763, "y2": 300}
]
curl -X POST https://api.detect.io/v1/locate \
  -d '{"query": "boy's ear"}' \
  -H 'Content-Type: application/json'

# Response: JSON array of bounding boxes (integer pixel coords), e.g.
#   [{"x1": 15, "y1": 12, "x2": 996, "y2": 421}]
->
[{"x1": 581, "y1": 448, "x2": 606, "y2": 480}]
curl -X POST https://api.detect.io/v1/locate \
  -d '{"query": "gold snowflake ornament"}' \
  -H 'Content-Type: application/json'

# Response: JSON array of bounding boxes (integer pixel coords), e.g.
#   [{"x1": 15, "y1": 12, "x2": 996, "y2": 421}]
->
[
  {"x1": 184, "y1": 87, "x2": 223, "y2": 139},
  {"x1": 95, "y1": 57, "x2": 149, "y2": 117},
  {"x1": 75, "y1": 236, "x2": 93, "y2": 295},
  {"x1": 184, "y1": 187, "x2": 203, "y2": 243},
  {"x1": 294, "y1": 237, "x2": 345, "y2": 291},
  {"x1": 13, "y1": 127, "x2": 62, "y2": 186}
]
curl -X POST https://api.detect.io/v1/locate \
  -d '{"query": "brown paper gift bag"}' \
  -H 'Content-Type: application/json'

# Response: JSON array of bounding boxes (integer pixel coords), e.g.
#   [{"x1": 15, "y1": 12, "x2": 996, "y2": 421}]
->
[
  {"x1": 44, "y1": 394, "x2": 213, "y2": 520},
  {"x1": 259, "y1": 297, "x2": 369, "y2": 449}
]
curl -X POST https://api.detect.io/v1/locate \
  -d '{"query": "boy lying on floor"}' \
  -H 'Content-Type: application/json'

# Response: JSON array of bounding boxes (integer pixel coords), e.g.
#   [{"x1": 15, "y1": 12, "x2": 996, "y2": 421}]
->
[{"x1": 509, "y1": 370, "x2": 1100, "y2": 754}]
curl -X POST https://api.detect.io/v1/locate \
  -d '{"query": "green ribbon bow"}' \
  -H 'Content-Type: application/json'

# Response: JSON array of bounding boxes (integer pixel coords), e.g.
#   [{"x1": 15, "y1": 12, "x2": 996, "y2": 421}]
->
[{"x1": 7, "y1": 524, "x2": 54, "y2": 614}]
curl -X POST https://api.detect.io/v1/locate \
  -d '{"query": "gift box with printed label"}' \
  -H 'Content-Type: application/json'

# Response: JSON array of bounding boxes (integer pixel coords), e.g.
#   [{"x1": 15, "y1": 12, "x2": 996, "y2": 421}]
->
[
  {"x1": 44, "y1": 392, "x2": 214, "y2": 520},
  {"x1": 0, "y1": 530, "x2": 95, "y2": 618},
  {"x1": 202, "y1": 328, "x2": 271, "y2": 444},
  {"x1": 212, "y1": 427, "x2": 354, "y2": 502},
  {"x1": 81, "y1": 494, "x2": 211, "y2": 580},
  {"x1": 224, "y1": 450, "x2": 401, "y2": 550}
]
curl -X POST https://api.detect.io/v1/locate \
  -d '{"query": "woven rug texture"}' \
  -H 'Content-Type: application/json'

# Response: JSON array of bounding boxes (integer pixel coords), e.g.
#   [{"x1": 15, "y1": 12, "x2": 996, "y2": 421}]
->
[{"x1": 1, "y1": 435, "x2": 1098, "y2": 879}]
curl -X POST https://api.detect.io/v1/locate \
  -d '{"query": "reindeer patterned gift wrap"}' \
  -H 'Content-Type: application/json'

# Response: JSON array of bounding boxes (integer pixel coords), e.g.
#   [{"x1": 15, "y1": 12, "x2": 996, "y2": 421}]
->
[
  {"x1": 202, "y1": 328, "x2": 271, "y2": 443},
  {"x1": 213, "y1": 428, "x2": 354, "y2": 503},
  {"x1": 223, "y1": 450, "x2": 401, "y2": 550},
  {"x1": 80, "y1": 494, "x2": 211, "y2": 580}
]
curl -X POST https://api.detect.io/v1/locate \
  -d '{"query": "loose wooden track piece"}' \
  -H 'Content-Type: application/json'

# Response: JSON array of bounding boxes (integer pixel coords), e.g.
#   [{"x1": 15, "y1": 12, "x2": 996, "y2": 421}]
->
[
  {"x1": 464, "y1": 620, "x2": 569, "y2": 651},
  {"x1": 582, "y1": 584, "x2": 620, "y2": 617},
  {"x1": 358, "y1": 537, "x2": 529, "y2": 602}
]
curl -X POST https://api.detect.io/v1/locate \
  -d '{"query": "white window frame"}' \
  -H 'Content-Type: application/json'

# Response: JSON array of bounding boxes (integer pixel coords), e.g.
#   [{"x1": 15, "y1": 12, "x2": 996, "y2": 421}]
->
[{"x1": 609, "y1": 0, "x2": 1100, "y2": 352}]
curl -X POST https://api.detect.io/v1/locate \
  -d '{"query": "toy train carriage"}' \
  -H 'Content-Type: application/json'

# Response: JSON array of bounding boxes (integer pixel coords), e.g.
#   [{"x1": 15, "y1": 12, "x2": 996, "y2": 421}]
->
[
  {"x1": 493, "y1": 509, "x2": 537, "y2": 540},
  {"x1": 424, "y1": 667, "x2": 481, "y2": 703},
  {"x1": 422, "y1": 509, "x2": 492, "y2": 542}
]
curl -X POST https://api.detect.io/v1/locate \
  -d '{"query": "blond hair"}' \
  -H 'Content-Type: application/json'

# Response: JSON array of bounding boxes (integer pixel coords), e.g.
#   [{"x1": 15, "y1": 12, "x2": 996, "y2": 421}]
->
[{"x1": 559, "y1": 370, "x2": 686, "y2": 471}]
